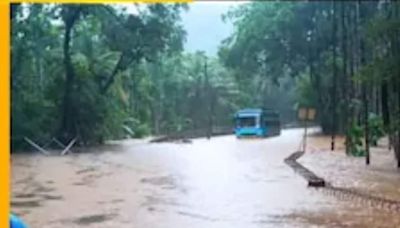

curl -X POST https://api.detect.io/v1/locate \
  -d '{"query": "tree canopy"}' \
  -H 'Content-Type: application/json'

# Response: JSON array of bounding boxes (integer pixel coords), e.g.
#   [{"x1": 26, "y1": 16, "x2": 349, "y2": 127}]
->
[
  {"x1": 221, "y1": 1, "x2": 400, "y2": 164},
  {"x1": 11, "y1": 2, "x2": 400, "y2": 167}
]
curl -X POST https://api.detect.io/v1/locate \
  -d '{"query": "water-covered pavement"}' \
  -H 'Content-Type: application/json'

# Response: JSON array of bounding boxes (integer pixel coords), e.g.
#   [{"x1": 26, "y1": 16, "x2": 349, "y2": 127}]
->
[{"x1": 11, "y1": 129, "x2": 400, "y2": 227}]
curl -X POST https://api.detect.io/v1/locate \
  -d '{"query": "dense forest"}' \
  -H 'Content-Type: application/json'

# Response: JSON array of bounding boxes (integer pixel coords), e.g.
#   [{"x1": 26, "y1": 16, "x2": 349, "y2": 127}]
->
[
  {"x1": 10, "y1": 3, "x2": 297, "y2": 150},
  {"x1": 221, "y1": 0, "x2": 400, "y2": 164},
  {"x1": 10, "y1": 1, "x2": 400, "y2": 166}
]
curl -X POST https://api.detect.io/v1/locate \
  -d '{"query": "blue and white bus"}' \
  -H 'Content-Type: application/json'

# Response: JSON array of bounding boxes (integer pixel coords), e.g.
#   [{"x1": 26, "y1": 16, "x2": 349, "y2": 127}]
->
[{"x1": 234, "y1": 108, "x2": 281, "y2": 138}]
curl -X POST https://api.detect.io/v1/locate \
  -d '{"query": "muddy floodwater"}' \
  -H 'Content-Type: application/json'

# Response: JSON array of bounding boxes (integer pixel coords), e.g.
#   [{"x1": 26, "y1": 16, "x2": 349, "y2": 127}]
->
[{"x1": 11, "y1": 129, "x2": 400, "y2": 227}]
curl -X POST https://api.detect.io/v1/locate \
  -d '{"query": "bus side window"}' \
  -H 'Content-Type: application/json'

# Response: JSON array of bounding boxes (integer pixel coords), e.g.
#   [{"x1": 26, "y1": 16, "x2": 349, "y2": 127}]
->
[
  {"x1": 260, "y1": 115, "x2": 264, "y2": 127},
  {"x1": 262, "y1": 115, "x2": 267, "y2": 127}
]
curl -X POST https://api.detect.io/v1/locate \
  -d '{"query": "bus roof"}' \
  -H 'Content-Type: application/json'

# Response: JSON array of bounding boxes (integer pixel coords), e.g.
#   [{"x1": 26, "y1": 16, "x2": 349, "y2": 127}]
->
[
  {"x1": 236, "y1": 108, "x2": 262, "y2": 115},
  {"x1": 235, "y1": 108, "x2": 279, "y2": 118}
]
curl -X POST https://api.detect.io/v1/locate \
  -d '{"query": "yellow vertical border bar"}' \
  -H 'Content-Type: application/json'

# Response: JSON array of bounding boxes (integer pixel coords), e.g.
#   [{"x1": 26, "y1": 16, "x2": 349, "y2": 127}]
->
[{"x1": 0, "y1": 1, "x2": 10, "y2": 227}]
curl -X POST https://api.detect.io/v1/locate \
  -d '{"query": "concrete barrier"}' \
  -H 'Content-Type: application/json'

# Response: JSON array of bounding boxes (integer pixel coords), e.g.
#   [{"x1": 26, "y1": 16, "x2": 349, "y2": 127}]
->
[
  {"x1": 284, "y1": 151, "x2": 325, "y2": 187},
  {"x1": 150, "y1": 127, "x2": 233, "y2": 143},
  {"x1": 284, "y1": 150, "x2": 400, "y2": 213}
]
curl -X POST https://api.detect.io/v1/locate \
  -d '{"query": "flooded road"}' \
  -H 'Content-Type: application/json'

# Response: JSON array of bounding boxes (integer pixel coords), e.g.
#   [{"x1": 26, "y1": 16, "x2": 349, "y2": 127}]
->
[{"x1": 11, "y1": 129, "x2": 400, "y2": 227}]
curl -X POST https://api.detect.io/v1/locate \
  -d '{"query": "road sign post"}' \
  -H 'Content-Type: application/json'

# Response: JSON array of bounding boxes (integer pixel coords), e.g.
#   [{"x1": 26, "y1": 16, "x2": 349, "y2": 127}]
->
[{"x1": 298, "y1": 107, "x2": 316, "y2": 153}]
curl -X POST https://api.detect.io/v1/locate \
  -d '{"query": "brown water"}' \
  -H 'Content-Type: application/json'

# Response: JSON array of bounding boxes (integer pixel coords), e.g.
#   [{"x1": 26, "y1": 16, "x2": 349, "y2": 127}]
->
[{"x1": 11, "y1": 129, "x2": 400, "y2": 227}]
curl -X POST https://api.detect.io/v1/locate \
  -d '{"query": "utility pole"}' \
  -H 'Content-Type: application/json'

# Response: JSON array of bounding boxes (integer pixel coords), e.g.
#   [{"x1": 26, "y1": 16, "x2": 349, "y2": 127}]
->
[
  {"x1": 204, "y1": 56, "x2": 211, "y2": 139},
  {"x1": 303, "y1": 115, "x2": 308, "y2": 153},
  {"x1": 341, "y1": 1, "x2": 350, "y2": 154}
]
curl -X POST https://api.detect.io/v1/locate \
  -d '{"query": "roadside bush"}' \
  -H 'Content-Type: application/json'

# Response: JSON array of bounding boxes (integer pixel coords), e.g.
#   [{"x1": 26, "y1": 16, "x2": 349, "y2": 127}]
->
[
  {"x1": 348, "y1": 123, "x2": 365, "y2": 157},
  {"x1": 368, "y1": 114, "x2": 385, "y2": 146}
]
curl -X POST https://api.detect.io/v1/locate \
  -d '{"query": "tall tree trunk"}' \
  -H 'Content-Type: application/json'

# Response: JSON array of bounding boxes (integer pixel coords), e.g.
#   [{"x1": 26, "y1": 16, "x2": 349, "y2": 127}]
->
[
  {"x1": 394, "y1": 0, "x2": 400, "y2": 168},
  {"x1": 308, "y1": 3, "x2": 324, "y2": 131},
  {"x1": 193, "y1": 76, "x2": 201, "y2": 130},
  {"x1": 331, "y1": 0, "x2": 338, "y2": 151},
  {"x1": 61, "y1": 23, "x2": 75, "y2": 141},
  {"x1": 358, "y1": 0, "x2": 370, "y2": 165},
  {"x1": 155, "y1": 60, "x2": 162, "y2": 135},
  {"x1": 60, "y1": 6, "x2": 81, "y2": 143},
  {"x1": 355, "y1": 1, "x2": 362, "y2": 125},
  {"x1": 397, "y1": 80, "x2": 400, "y2": 168},
  {"x1": 348, "y1": 0, "x2": 356, "y2": 134},
  {"x1": 341, "y1": 1, "x2": 350, "y2": 154},
  {"x1": 381, "y1": 82, "x2": 390, "y2": 130},
  {"x1": 101, "y1": 52, "x2": 136, "y2": 94}
]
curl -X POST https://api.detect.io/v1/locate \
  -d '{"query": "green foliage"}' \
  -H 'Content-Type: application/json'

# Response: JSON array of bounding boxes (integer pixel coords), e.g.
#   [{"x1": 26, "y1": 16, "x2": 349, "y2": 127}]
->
[
  {"x1": 222, "y1": 1, "x2": 400, "y2": 139},
  {"x1": 11, "y1": 3, "x2": 187, "y2": 150},
  {"x1": 220, "y1": 1, "x2": 333, "y2": 131},
  {"x1": 346, "y1": 115, "x2": 385, "y2": 156},
  {"x1": 123, "y1": 117, "x2": 150, "y2": 138},
  {"x1": 294, "y1": 73, "x2": 317, "y2": 108},
  {"x1": 388, "y1": 110, "x2": 400, "y2": 138},
  {"x1": 12, "y1": 3, "x2": 252, "y2": 150},
  {"x1": 367, "y1": 114, "x2": 385, "y2": 146},
  {"x1": 348, "y1": 123, "x2": 365, "y2": 157},
  {"x1": 12, "y1": 1, "x2": 400, "y2": 165}
]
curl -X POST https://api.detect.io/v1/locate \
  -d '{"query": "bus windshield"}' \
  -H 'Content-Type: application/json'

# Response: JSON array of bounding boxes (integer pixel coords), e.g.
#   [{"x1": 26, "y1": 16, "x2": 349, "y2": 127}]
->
[{"x1": 237, "y1": 116, "x2": 256, "y2": 128}]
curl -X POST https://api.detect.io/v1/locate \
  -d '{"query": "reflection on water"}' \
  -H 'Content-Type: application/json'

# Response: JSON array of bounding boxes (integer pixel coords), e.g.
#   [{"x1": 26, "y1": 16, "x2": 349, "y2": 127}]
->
[{"x1": 11, "y1": 129, "x2": 400, "y2": 227}]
